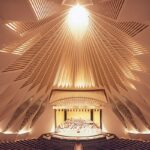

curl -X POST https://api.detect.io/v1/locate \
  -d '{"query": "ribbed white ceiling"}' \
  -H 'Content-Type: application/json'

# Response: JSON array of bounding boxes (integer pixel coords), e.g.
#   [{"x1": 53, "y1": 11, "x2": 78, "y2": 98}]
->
[{"x1": 0, "y1": 0, "x2": 150, "y2": 133}]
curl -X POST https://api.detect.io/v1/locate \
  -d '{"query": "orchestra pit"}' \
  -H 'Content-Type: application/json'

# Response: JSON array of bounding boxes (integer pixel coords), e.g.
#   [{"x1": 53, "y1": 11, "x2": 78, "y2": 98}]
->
[{"x1": 0, "y1": 0, "x2": 150, "y2": 149}]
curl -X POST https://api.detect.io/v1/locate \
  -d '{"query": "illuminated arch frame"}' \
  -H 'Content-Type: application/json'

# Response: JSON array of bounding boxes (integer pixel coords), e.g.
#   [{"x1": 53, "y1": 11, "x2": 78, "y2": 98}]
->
[{"x1": 49, "y1": 88, "x2": 108, "y2": 129}]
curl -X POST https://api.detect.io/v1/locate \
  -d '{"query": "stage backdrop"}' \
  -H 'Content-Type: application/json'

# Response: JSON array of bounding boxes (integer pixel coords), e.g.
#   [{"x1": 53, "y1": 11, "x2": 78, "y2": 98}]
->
[
  {"x1": 67, "y1": 110, "x2": 90, "y2": 120},
  {"x1": 55, "y1": 109, "x2": 101, "y2": 127}
]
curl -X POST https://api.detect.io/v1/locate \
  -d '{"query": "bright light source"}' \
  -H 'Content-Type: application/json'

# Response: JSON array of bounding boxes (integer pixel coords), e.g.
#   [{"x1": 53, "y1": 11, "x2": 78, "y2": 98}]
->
[
  {"x1": 68, "y1": 4, "x2": 89, "y2": 28},
  {"x1": 67, "y1": 4, "x2": 89, "y2": 40}
]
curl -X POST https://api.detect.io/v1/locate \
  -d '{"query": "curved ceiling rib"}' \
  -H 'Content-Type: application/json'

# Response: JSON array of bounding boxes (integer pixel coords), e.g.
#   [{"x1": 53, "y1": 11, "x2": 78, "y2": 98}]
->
[{"x1": 0, "y1": 0, "x2": 149, "y2": 133}]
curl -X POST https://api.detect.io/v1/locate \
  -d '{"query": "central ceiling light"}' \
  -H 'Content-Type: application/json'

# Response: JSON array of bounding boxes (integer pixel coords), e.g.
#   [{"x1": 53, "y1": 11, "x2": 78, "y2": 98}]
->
[
  {"x1": 68, "y1": 4, "x2": 89, "y2": 27},
  {"x1": 67, "y1": 4, "x2": 89, "y2": 40}
]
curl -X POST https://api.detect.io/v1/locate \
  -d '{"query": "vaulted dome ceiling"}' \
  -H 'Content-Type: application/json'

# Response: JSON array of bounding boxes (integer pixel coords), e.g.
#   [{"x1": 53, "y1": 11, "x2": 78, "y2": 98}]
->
[{"x1": 0, "y1": 0, "x2": 150, "y2": 134}]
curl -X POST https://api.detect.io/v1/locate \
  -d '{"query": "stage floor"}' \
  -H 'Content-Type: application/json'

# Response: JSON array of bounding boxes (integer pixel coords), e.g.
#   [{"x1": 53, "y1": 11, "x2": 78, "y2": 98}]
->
[
  {"x1": 55, "y1": 128, "x2": 102, "y2": 137},
  {"x1": 51, "y1": 132, "x2": 107, "y2": 140},
  {"x1": 54, "y1": 119, "x2": 104, "y2": 139},
  {"x1": 49, "y1": 119, "x2": 108, "y2": 140}
]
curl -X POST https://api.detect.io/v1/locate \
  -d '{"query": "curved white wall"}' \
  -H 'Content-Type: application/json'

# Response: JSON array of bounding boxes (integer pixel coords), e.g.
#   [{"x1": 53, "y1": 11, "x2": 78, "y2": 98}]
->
[{"x1": 102, "y1": 105, "x2": 129, "y2": 138}]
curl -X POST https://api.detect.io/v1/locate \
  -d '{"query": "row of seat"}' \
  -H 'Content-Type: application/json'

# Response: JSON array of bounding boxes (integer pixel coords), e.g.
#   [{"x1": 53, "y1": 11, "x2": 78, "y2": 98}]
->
[
  {"x1": 82, "y1": 137, "x2": 150, "y2": 150},
  {"x1": 0, "y1": 137, "x2": 75, "y2": 150},
  {"x1": 0, "y1": 136, "x2": 150, "y2": 150}
]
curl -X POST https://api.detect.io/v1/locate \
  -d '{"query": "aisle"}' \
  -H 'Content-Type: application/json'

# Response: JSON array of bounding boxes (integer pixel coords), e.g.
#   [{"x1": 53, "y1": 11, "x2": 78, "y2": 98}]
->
[{"x1": 74, "y1": 143, "x2": 83, "y2": 150}]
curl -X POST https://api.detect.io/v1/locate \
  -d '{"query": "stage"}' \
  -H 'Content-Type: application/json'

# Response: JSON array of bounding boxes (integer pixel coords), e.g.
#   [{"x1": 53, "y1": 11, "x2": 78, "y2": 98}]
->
[
  {"x1": 47, "y1": 119, "x2": 109, "y2": 140},
  {"x1": 51, "y1": 132, "x2": 107, "y2": 140}
]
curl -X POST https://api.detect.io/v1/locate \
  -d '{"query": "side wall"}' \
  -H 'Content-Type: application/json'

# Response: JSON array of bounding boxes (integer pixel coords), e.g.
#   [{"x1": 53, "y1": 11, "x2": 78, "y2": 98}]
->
[
  {"x1": 29, "y1": 105, "x2": 55, "y2": 138},
  {"x1": 102, "y1": 106, "x2": 129, "y2": 138}
]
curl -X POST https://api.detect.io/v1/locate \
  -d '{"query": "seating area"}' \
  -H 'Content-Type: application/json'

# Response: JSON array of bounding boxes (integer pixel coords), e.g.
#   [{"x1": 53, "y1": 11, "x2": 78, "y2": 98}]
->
[
  {"x1": 0, "y1": 137, "x2": 75, "y2": 150},
  {"x1": 43, "y1": 137, "x2": 75, "y2": 150},
  {"x1": 0, "y1": 139, "x2": 42, "y2": 150},
  {"x1": 82, "y1": 137, "x2": 150, "y2": 150},
  {"x1": 0, "y1": 136, "x2": 150, "y2": 150}
]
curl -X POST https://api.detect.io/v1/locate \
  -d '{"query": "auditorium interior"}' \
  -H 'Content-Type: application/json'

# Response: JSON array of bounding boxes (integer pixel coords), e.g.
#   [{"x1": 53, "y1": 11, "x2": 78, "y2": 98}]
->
[{"x1": 0, "y1": 0, "x2": 150, "y2": 149}]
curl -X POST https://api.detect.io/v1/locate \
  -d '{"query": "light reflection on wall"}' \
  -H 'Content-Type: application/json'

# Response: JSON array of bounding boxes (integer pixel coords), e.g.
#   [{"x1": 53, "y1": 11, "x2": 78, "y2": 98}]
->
[
  {"x1": 3, "y1": 130, "x2": 13, "y2": 134},
  {"x1": 102, "y1": 125, "x2": 108, "y2": 132},
  {"x1": 18, "y1": 129, "x2": 31, "y2": 135},
  {"x1": 5, "y1": 23, "x2": 17, "y2": 32},
  {"x1": 2, "y1": 129, "x2": 31, "y2": 135},
  {"x1": 50, "y1": 124, "x2": 55, "y2": 132},
  {"x1": 129, "y1": 83, "x2": 136, "y2": 90},
  {"x1": 125, "y1": 129, "x2": 150, "y2": 134}
]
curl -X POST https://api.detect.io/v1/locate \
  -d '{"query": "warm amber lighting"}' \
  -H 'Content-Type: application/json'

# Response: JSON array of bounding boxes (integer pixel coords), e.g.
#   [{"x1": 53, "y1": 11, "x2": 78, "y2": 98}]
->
[
  {"x1": 129, "y1": 83, "x2": 136, "y2": 90},
  {"x1": 67, "y1": 4, "x2": 89, "y2": 40},
  {"x1": 50, "y1": 124, "x2": 55, "y2": 132},
  {"x1": 2, "y1": 129, "x2": 31, "y2": 135},
  {"x1": 29, "y1": 0, "x2": 55, "y2": 20},
  {"x1": 68, "y1": 4, "x2": 89, "y2": 27},
  {"x1": 3, "y1": 131, "x2": 13, "y2": 134},
  {"x1": 75, "y1": 69, "x2": 95, "y2": 88},
  {"x1": 75, "y1": 80, "x2": 87, "y2": 88},
  {"x1": 67, "y1": 110, "x2": 90, "y2": 120},
  {"x1": 125, "y1": 129, "x2": 150, "y2": 134},
  {"x1": 18, "y1": 129, "x2": 31, "y2": 134},
  {"x1": 5, "y1": 23, "x2": 17, "y2": 32},
  {"x1": 102, "y1": 126, "x2": 108, "y2": 132},
  {"x1": 75, "y1": 80, "x2": 94, "y2": 88}
]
